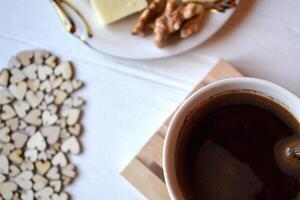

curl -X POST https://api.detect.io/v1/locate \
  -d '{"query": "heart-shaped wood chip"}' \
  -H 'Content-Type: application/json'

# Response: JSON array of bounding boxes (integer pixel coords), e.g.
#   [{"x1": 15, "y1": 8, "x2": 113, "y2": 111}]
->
[
  {"x1": 38, "y1": 65, "x2": 53, "y2": 80},
  {"x1": 41, "y1": 126, "x2": 60, "y2": 145},
  {"x1": 61, "y1": 136, "x2": 80, "y2": 155},
  {"x1": 42, "y1": 111, "x2": 58, "y2": 126},
  {"x1": 35, "y1": 160, "x2": 51, "y2": 175},
  {"x1": 0, "y1": 89, "x2": 14, "y2": 105},
  {"x1": 35, "y1": 186, "x2": 54, "y2": 200},
  {"x1": 27, "y1": 132, "x2": 46, "y2": 151},
  {"x1": 1, "y1": 105, "x2": 16, "y2": 120},
  {"x1": 23, "y1": 64, "x2": 37, "y2": 80},
  {"x1": 50, "y1": 180, "x2": 62, "y2": 193},
  {"x1": 46, "y1": 167, "x2": 60, "y2": 180},
  {"x1": 54, "y1": 62, "x2": 73, "y2": 80},
  {"x1": 52, "y1": 152, "x2": 67, "y2": 167},
  {"x1": 8, "y1": 81, "x2": 27, "y2": 100},
  {"x1": 62, "y1": 108, "x2": 80, "y2": 126},
  {"x1": 9, "y1": 165, "x2": 20, "y2": 177},
  {"x1": 17, "y1": 50, "x2": 33, "y2": 66},
  {"x1": 0, "y1": 174, "x2": 5, "y2": 183},
  {"x1": 13, "y1": 100, "x2": 30, "y2": 118},
  {"x1": 10, "y1": 68, "x2": 25, "y2": 84},
  {"x1": 27, "y1": 79, "x2": 40, "y2": 92},
  {"x1": 8, "y1": 149, "x2": 23, "y2": 164},
  {"x1": 26, "y1": 91, "x2": 44, "y2": 108},
  {"x1": 13, "y1": 170, "x2": 33, "y2": 190},
  {"x1": 0, "y1": 155, "x2": 9, "y2": 174},
  {"x1": 0, "y1": 69, "x2": 9, "y2": 87},
  {"x1": 0, "y1": 127, "x2": 10, "y2": 143},
  {"x1": 34, "y1": 50, "x2": 50, "y2": 64},
  {"x1": 12, "y1": 132, "x2": 28, "y2": 148},
  {"x1": 0, "y1": 181, "x2": 18, "y2": 199},
  {"x1": 6, "y1": 117, "x2": 19, "y2": 131},
  {"x1": 33, "y1": 174, "x2": 48, "y2": 191},
  {"x1": 24, "y1": 109, "x2": 42, "y2": 126},
  {"x1": 45, "y1": 55, "x2": 58, "y2": 68},
  {"x1": 21, "y1": 190, "x2": 34, "y2": 200}
]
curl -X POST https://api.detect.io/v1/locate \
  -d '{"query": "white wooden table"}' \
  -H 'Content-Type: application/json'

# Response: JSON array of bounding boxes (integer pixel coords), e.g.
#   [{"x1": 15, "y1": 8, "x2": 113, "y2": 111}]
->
[{"x1": 0, "y1": 0, "x2": 299, "y2": 199}]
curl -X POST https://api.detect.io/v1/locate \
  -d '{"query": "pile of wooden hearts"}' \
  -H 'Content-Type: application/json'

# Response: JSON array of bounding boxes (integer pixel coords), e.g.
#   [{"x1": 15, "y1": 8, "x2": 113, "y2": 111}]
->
[{"x1": 0, "y1": 50, "x2": 84, "y2": 200}]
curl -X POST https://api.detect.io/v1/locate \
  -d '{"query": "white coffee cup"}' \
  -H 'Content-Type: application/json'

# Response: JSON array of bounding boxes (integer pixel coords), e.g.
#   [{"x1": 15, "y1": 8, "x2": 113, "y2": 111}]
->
[{"x1": 163, "y1": 77, "x2": 300, "y2": 200}]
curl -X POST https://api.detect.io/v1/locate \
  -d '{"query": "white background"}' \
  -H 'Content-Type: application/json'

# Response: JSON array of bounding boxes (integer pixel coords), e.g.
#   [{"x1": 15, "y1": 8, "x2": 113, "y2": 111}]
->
[{"x1": 0, "y1": 0, "x2": 299, "y2": 199}]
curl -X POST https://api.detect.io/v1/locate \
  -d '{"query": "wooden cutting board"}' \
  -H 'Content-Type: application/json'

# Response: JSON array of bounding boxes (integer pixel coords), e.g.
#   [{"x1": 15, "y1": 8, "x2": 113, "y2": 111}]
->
[{"x1": 121, "y1": 59, "x2": 243, "y2": 200}]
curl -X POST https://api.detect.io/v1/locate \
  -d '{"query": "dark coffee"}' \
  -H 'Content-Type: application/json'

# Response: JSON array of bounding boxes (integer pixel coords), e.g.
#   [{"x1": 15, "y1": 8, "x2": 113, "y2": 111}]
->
[{"x1": 176, "y1": 92, "x2": 300, "y2": 200}]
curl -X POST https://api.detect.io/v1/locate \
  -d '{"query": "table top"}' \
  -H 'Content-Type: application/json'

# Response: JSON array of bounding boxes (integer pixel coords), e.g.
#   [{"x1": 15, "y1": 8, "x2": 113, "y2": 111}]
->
[{"x1": 0, "y1": 0, "x2": 299, "y2": 199}]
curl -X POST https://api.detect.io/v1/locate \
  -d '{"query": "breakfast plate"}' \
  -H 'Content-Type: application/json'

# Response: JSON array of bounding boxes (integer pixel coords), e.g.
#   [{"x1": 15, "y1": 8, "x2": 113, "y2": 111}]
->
[{"x1": 52, "y1": 0, "x2": 240, "y2": 59}]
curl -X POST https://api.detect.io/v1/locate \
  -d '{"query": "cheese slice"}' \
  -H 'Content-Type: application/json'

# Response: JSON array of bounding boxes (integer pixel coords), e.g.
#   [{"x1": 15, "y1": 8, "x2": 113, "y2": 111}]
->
[{"x1": 91, "y1": 0, "x2": 147, "y2": 26}]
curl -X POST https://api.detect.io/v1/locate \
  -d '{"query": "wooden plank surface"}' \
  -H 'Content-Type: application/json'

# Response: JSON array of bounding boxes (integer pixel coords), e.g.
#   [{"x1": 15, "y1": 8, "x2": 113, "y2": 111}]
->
[
  {"x1": 122, "y1": 60, "x2": 243, "y2": 200},
  {"x1": 121, "y1": 158, "x2": 170, "y2": 200}
]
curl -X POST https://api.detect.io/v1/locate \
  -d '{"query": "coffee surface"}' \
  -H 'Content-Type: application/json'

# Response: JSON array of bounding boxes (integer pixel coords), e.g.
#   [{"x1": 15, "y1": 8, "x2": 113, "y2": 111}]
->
[{"x1": 176, "y1": 93, "x2": 300, "y2": 200}]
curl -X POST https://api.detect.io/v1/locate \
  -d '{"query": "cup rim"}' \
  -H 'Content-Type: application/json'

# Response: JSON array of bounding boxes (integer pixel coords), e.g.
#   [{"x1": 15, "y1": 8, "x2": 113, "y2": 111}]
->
[{"x1": 163, "y1": 77, "x2": 300, "y2": 200}]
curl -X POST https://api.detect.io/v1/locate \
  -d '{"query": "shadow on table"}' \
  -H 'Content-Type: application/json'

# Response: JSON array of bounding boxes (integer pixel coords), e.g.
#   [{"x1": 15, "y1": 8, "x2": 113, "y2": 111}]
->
[{"x1": 201, "y1": 0, "x2": 257, "y2": 47}]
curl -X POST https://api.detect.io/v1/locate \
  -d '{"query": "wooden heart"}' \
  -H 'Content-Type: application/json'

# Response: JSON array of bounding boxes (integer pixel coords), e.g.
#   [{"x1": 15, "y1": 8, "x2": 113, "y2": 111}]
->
[
  {"x1": 34, "y1": 50, "x2": 50, "y2": 64},
  {"x1": 62, "y1": 108, "x2": 80, "y2": 126},
  {"x1": 53, "y1": 89, "x2": 68, "y2": 105},
  {"x1": 8, "y1": 149, "x2": 23, "y2": 164},
  {"x1": 23, "y1": 64, "x2": 37, "y2": 79},
  {"x1": 11, "y1": 132, "x2": 28, "y2": 148},
  {"x1": 62, "y1": 164, "x2": 76, "y2": 178},
  {"x1": 1, "y1": 105, "x2": 16, "y2": 120},
  {"x1": 61, "y1": 136, "x2": 80, "y2": 155},
  {"x1": 45, "y1": 55, "x2": 58, "y2": 68},
  {"x1": 54, "y1": 61, "x2": 73, "y2": 80},
  {"x1": 52, "y1": 152, "x2": 67, "y2": 167},
  {"x1": 17, "y1": 50, "x2": 33, "y2": 66},
  {"x1": 6, "y1": 117, "x2": 19, "y2": 131},
  {"x1": 27, "y1": 79, "x2": 40, "y2": 92},
  {"x1": 33, "y1": 174, "x2": 48, "y2": 191},
  {"x1": 42, "y1": 111, "x2": 58, "y2": 126},
  {"x1": 35, "y1": 186, "x2": 54, "y2": 200},
  {"x1": 40, "y1": 80, "x2": 52, "y2": 93},
  {"x1": 0, "y1": 89, "x2": 14, "y2": 105},
  {"x1": 24, "y1": 109, "x2": 42, "y2": 126},
  {"x1": 41, "y1": 126, "x2": 60, "y2": 145},
  {"x1": 35, "y1": 160, "x2": 51, "y2": 175},
  {"x1": 10, "y1": 68, "x2": 25, "y2": 83},
  {"x1": 50, "y1": 76, "x2": 63, "y2": 89},
  {"x1": 13, "y1": 170, "x2": 33, "y2": 190},
  {"x1": 38, "y1": 65, "x2": 53, "y2": 80},
  {"x1": 50, "y1": 180, "x2": 62, "y2": 193},
  {"x1": 27, "y1": 132, "x2": 46, "y2": 151},
  {"x1": 0, "y1": 69, "x2": 9, "y2": 87},
  {"x1": 21, "y1": 190, "x2": 34, "y2": 200},
  {"x1": 0, "y1": 155, "x2": 9, "y2": 174},
  {"x1": 0, "y1": 181, "x2": 18, "y2": 199},
  {"x1": 8, "y1": 81, "x2": 27, "y2": 100},
  {"x1": 13, "y1": 100, "x2": 30, "y2": 118},
  {"x1": 25, "y1": 149, "x2": 38, "y2": 162},
  {"x1": 46, "y1": 167, "x2": 60, "y2": 180},
  {"x1": 0, "y1": 127, "x2": 10, "y2": 143},
  {"x1": 9, "y1": 165, "x2": 20, "y2": 177},
  {"x1": 26, "y1": 91, "x2": 44, "y2": 108}
]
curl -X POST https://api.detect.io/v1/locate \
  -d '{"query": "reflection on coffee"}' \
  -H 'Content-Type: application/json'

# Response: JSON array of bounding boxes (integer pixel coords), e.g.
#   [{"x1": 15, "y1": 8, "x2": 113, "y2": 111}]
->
[{"x1": 176, "y1": 92, "x2": 300, "y2": 200}]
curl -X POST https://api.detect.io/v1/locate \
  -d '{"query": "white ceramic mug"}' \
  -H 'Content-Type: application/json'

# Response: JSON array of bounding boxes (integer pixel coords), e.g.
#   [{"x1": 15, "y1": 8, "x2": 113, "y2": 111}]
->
[{"x1": 163, "y1": 77, "x2": 300, "y2": 200}]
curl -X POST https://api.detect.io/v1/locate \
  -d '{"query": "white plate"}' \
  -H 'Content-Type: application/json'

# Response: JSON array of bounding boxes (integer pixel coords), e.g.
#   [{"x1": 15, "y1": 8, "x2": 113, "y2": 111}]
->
[{"x1": 65, "y1": 0, "x2": 239, "y2": 59}]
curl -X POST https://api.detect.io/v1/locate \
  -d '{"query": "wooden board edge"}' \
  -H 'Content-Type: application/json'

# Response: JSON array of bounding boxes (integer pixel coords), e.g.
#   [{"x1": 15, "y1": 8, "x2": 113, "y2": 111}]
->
[
  {"x1": 121, "y1": 158, "x2": 170, "y2": 200},
  {"x1": 203, "y1": 59, "x2": 243, "y2": 84}
]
